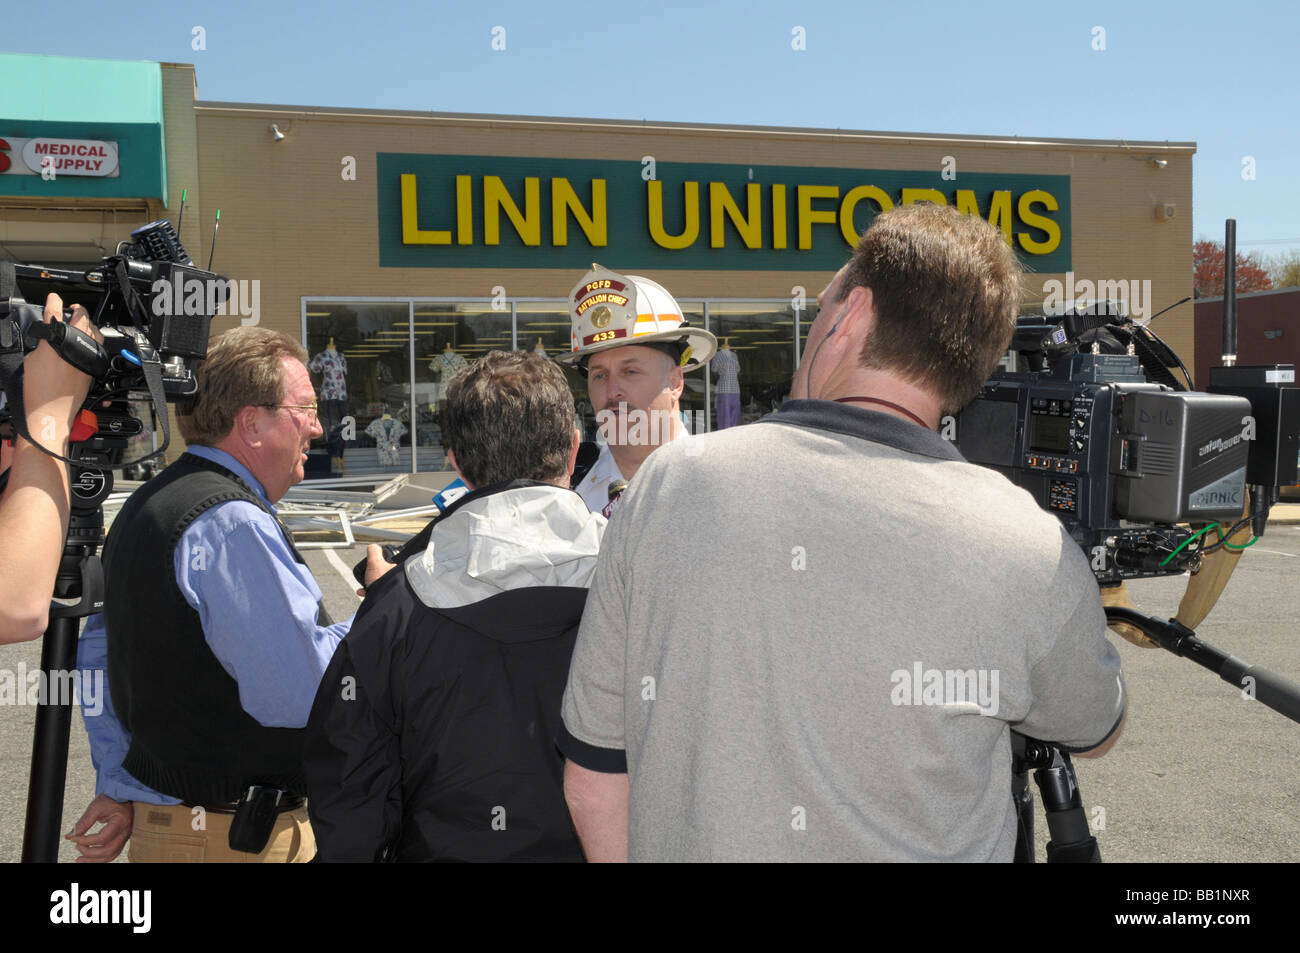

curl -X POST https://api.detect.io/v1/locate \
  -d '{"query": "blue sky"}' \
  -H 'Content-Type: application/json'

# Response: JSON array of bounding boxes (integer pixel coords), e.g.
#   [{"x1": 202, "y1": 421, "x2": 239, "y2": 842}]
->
[{"x1": 6, "y1": 0, "x2": 1299, "y2": 259}]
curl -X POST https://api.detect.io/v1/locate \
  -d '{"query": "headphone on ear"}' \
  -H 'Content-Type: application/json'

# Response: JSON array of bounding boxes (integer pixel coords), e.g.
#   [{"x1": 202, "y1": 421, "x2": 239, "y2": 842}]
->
[
  {"x1": 824, "y1": 312, "x2": 845, "y2": 338},
  {"x1": 802, "y1": 303, "x2": 847, "y2": 399}
]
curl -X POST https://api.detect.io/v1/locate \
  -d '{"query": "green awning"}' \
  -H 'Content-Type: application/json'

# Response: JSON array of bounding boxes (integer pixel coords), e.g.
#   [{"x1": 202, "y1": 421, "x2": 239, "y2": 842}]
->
[{"x1": 0, "y1": 54, "x2": 167, "y2": 199}]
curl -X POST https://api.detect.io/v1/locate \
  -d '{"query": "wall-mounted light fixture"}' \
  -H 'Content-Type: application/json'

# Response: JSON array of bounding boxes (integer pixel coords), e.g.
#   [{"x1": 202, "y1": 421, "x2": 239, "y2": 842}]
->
[
  {"x1": 1129, "y1": 154, "x2": 1168, "y2": 169},
  {"x1": 269, "y1": 123, "x2": 287, "y2": 142}
]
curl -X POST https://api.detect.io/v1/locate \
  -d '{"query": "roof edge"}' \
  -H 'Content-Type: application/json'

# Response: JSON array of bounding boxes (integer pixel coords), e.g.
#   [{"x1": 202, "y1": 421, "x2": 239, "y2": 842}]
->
[
  {"x1": 192, "y1": 100, "x2": 1197, "y2": 152},
  {"x1": 1196, "y1": 286, "x2": 1300, "y2": 304}
]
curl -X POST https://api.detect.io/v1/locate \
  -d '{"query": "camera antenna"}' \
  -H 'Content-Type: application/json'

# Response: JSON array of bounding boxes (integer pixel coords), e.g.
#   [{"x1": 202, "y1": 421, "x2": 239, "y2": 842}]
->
[
  {"x1": 1144, "y1": 295, "x2": 1192, "y2": 327},
  {"x1": 207, "y1": 208, "x2": 221, "y2": 272},
  {"x1": 176, "y1": 188, "x2": 187, "y2": 237},
  {"x1": 1223, "y1": 219, "x2": 1238, "y2": 367}
]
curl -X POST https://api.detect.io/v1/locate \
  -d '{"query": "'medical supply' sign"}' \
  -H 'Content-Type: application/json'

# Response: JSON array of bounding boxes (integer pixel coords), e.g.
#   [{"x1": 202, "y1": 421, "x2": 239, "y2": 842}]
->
[
  {"x1": 378, "y1": 153, "x2": 1071, "y2": 272},
  {"x1": 0, "y1": 137, "x2": 120, "y2": 177}
]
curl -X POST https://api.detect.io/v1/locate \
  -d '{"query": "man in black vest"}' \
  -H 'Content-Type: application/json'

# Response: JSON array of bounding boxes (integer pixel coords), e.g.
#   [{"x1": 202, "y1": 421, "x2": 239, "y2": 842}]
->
[{"x1": 68, "y1": 327, "x2": 378, "y2": 862}]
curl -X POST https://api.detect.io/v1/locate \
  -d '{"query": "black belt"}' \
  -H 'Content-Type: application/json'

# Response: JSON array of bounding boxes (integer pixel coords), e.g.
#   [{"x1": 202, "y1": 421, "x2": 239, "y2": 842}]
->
[{"x1": 183, "y1": 795, "x2": 306, "y2": 816}]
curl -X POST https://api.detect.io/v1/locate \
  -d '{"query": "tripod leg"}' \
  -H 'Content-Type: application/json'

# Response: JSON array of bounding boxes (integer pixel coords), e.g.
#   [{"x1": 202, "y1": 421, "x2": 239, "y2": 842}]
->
[
  {"x1": 21, "y1": 614, "x2": 81, "y2": 862},
  {"x1": 1013, "y1": 770, "x2": 1036, "y2": 863},
  {"x1": 1011, "y1": 732, "x2": 1035, "y2": 862},
  {"x1": 1034, "y1": 750, "x2": 1102, "y2": 863}
]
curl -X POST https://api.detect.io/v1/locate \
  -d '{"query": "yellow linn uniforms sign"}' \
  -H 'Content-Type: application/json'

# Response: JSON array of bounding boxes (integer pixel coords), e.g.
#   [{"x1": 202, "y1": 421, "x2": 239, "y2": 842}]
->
[{"x1": 377, "y1": 155, "x2": 1072, "y2": 271}]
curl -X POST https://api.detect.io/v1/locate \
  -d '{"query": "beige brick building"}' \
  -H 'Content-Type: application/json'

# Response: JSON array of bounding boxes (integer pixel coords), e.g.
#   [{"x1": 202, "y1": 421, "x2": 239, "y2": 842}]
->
[{"x1": 3, "y1": 56, "x2": 1197, "y2": 475}]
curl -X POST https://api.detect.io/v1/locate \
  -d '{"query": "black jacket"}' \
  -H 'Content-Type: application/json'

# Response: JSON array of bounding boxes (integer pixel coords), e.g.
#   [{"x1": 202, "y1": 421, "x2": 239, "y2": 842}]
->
[{"x1": 303, "y1": 481, "x2": 606, "y2": 861}]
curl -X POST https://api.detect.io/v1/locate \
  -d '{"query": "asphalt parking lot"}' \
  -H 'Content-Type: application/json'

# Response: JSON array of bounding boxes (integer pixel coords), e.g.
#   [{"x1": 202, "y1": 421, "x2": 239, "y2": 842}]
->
[{"x1": 2, "y1": 521, "x2": 1297, "y2": 863}]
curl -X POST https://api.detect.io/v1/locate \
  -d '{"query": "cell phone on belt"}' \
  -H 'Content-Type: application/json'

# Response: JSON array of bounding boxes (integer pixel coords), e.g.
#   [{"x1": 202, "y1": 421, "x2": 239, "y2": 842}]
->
[{"x1": 228, "y1": 785, "x2": 282, "y2": 854}]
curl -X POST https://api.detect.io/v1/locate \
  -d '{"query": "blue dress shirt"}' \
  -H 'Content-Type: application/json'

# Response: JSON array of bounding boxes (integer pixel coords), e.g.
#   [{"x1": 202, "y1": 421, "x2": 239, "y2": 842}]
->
[{"x1": 77, "y1": 445, "x2": 352, "y2": 803}]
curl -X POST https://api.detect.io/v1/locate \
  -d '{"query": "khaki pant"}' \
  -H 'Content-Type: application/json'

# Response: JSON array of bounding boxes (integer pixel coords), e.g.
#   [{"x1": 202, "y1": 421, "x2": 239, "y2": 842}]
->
[{"x1": 127, "y1": 801, "x2": 316, "y2": 863}]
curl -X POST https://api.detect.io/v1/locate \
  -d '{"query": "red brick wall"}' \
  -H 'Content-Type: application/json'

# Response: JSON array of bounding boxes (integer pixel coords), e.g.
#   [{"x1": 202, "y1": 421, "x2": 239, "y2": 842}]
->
[{"x1": 1193, "y1": 289, "x2": 1300, "y2": 389}]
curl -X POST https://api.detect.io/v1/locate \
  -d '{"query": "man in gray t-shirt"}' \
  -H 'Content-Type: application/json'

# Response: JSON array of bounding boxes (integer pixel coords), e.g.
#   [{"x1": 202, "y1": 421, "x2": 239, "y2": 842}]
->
[{"x1": 557, "y1": 205, "x2": 1126, "y2": 862}]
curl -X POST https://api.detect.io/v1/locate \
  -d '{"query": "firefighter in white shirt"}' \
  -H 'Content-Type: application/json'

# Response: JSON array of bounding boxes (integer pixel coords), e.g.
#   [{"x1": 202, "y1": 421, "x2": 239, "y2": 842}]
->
[{"x1": 558, "y1": 264, "x2": 716, "y2": 516}]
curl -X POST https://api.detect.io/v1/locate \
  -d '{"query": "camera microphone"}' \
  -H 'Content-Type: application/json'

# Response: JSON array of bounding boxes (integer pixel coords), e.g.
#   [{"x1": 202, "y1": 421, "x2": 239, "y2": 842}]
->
[{"x1": 129, "y1": 219, "x2": 192, "y2": 265}]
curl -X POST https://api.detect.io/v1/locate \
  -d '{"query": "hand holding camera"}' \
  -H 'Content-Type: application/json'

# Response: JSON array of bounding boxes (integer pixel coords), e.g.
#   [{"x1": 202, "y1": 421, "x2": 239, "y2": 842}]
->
[
  {"x1": 0, "y1": 295, "x2": 105, "y2": 645},
  {"x1": 20, "y1": 294, "x2": 104, "y2": 451}
]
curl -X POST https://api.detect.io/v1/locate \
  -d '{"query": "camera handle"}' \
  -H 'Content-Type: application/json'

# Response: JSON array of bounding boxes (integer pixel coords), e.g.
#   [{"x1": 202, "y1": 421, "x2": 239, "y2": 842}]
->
[
  {"x1": 1012, "y1": 605, "x2": 1300, "y2": 864},
  {"x1": 0, "y1": 312, "x2": 173, "y2": 471},
  {"x1": 23, "y1": 316, "x2": 110, "y2": 379},
  {"x1": 1011, "y1": 732, "x2": 1102, "y2": 863},
  {"x1": 1105, "y1": 607, "x2": 1300, "y2": 725}
]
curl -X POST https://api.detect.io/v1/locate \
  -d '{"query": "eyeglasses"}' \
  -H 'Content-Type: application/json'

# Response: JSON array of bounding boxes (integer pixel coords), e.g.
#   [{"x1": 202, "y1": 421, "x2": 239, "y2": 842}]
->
[{"x1": 263, "y1": 402, "x2": 319, "y2": 421}]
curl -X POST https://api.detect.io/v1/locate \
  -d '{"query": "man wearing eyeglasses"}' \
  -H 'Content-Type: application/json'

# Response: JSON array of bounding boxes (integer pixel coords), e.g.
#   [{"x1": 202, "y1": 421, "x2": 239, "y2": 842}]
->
[{"x1": 67, "y1": 327, "x2": 376, "y2": 863}]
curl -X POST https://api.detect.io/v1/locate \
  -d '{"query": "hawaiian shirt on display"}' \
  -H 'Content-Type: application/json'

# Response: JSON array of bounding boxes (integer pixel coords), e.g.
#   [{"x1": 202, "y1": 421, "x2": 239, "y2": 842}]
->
[
  {"x1": 309, "y1": 349, "x2": 348, "y2": 401},
  {"x1": 365, "y1": 416, "x2": 407, "y2": 466},
  {"x1": 430, "y1": 351, "x2": 469, "y2": 401}
]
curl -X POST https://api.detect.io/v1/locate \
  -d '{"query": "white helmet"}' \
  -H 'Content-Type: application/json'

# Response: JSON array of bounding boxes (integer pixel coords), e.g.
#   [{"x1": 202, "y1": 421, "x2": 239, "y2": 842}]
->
[{"x1": 557, "y1": 263, "x2": 716, "y2": 372}]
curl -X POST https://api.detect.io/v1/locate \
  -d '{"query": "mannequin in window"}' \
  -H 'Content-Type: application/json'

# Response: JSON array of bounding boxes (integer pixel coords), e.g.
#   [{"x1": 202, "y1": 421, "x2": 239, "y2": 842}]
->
[
  {"x1": 713, "y1": 337, "x2": 741, "y2": 430},
  {"x1": 365, "y1": 405, "x2": 407, "y2": 469},
  {"x1": 430, "y1": 343, "x2": 468, "y2": 455},
  {"x1": 310, "y1": 337, "x2": 348, "y2": 433},
  {"x1": 430, "y1": 343, "x2": 468, "y2": 388},
  {"x1": 429, "y1": 343, "x2": 469, "y2": 399}
]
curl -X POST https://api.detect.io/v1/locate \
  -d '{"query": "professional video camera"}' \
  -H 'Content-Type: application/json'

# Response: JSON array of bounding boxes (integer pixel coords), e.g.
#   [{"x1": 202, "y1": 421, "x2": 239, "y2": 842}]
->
[
  {"x1": 953, "y1": 263, "x2": 1300, "y2": 863},
  {"x1": 950, "y1": 302, "x2": 1297, "y2": 586},
  {"x1": 2, "y1": 216, "x2": 232, "y2": 863},
  {"x1": 0, "y1": 218, "x2": 229, "y2": 499}
]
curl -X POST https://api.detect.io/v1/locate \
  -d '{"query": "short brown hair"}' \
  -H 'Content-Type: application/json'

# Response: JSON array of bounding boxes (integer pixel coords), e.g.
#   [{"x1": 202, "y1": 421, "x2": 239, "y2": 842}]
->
[
  {"x1": 836, "y1": 204, "x2": 1023, "y2": 413},
  {"x1": 178, "y1": 327, "x2": 307, "y2": 446},
  {"x1": 443, "y1": 350, "x2": 575, "y2": 487}
]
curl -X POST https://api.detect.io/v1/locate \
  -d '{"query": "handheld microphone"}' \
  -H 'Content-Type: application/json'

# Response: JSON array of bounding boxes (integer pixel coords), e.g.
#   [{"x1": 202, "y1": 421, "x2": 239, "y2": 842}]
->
[{"x1": 602, "y1": 480, "x2": 629, "y2": 518}]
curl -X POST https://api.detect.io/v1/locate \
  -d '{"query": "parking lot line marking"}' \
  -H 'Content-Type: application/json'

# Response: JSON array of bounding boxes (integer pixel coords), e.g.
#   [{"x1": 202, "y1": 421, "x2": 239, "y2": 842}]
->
[{"x1": 323, "y1": 548, "x2": 365, "y2": 600}]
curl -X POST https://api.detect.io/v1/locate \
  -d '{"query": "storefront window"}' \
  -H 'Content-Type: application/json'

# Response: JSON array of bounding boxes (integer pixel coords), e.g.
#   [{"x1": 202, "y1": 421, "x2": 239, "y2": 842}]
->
[
  {"x1": 305, "y1": 301, "x2": 411, "y2": 475},
  {"x1": 706, "y1": 301, "x2": 803, "y2": 429},
  {"x1": 516, "y1": 302, "x2": 591, "y2": 437},
  {"x1": 301, "y1": 296, "x2": 814, "y2": 476},
  {"x1": 410, "y1": 302, "x2": 513, "y2": 471}
]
